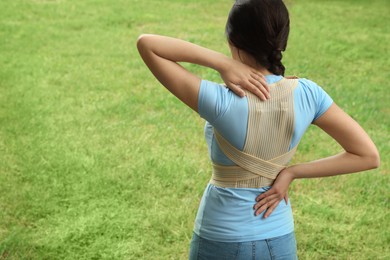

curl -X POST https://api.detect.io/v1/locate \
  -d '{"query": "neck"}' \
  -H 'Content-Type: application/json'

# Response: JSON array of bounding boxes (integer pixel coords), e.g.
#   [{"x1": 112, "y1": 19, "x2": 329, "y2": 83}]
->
[
  {"x1": 241, "y1": 59, "x2": 273, "y2": 76},
  {"x1": 257, "y1": 67, "x2": 273, "y2": 76},
  {"x1": 230, "y1": 45, "x2": 273, "y2": 75}
]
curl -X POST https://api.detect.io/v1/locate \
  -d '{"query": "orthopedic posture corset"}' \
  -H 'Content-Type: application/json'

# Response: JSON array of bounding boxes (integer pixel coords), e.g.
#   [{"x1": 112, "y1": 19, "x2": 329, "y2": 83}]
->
[{"x1": 210, "y1": 78, "x2": 299, "y2": 188}]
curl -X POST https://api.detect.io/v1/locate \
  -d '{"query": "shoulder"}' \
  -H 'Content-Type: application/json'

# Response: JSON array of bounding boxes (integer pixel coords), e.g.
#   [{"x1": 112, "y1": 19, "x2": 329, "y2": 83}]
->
[
  {"x1": 200, "y1": 79, "x2": 227, "y2": 94},
  {"x1": 295, "y1": 78, "x2": 331, "y2": 100},
  {"x1": 295, "y1": 78, "x2": 334, "y2": 121},
  {"x1": 198, "y1": 79, "x2": 243, "y2": 123},
  {"x1": 199, "y1": 80, "x2": 232, "y2": 111},
  {"x1": 198, "y1": 80, "x2": 246, "y2": 124},
  {"x1": 297, "y1": 78, "x2": 324, "y2": 92}
]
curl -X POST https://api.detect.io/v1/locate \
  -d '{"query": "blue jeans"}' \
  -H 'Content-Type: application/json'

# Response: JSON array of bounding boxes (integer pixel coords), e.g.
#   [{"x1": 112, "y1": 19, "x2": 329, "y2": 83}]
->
[{"x1": 189, "y1": 232, "x2": 298, "y2": 260}]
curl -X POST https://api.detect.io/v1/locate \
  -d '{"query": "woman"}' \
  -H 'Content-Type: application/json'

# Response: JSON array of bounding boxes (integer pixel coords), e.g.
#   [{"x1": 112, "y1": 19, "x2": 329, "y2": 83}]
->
[{"x1": 137, "y1": 0, "x2": 380, "y2": 259}]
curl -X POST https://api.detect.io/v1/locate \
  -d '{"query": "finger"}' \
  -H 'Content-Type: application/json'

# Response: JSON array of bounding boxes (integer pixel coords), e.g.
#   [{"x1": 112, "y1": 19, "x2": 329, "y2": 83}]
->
[
  {"x1": 251, "y1": 73, "x2": 270, "y2": 93},
  {"x1": 258, "y1": 77, "x2": 270, "y2": 93},
  {"x1": 254, "y1": 197, "x2": 280, "y2": 216},
  {"x1": 256, "y1": 190, "x2": 271, "y2": 202},
  {"x1": 284, "y1": 193, "x2": 289, "y2": 205},
  {"x1": 256, "y1": 187, "x2": 279, "y2": 201},
  {"x1": 249, "y1": 77, "x2": 270, "y2": 98},
  {"x1": 251, "y1": 71, "x2": 267, "y2": 82},
  {"x1": 255, "y1": 193, "x2": 280, "y2": 207},
  {"x1": 227, "y1": 83, "x2": 245, "y2": 97},
  {"x1": 259, "y1": 72, "x2": 266, "y2": 80},
  {"x1": 251, "y1": 70, "x2": 266, "y2": 80},
  {"x1": 263, "y1": 201, "x2": 280, "y2": 219},
  {"x1": 256, "y1": 189, "x2": 274, "y2": 202},
  {"x1": 247, "y1": 79, "x2": 267, "y2": 100},
  {"x1": 256, "y1": 82, "x2": 271, "y2": 99},
  {"x1": 254, "y1": 193, "x2": 280, "y2": 211}
]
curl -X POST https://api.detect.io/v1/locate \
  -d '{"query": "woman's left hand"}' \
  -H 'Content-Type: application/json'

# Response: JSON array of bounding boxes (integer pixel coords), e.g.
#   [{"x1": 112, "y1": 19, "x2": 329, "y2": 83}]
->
[
  {"x1": 253, "y1": 168, "x2": 295, "y2": 218},
  {"x1": 219, "y1": 58, "x2": 270, "y2": 100}
]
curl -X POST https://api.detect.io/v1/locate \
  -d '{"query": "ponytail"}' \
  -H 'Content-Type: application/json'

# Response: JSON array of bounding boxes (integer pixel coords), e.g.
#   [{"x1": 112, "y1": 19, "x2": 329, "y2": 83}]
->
[
  {"x1": 269, "y1": 50, "x2": 285, "y2": 76},
  {"x1": 226, "y1": 0, "x2": 290, "y2": 76}
]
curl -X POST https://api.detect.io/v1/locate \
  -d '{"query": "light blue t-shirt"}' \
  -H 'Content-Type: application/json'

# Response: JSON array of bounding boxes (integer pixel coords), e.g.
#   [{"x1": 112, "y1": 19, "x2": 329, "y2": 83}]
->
[{"x1": 195, "y1": 75, "x2": 333, "y2": 242}]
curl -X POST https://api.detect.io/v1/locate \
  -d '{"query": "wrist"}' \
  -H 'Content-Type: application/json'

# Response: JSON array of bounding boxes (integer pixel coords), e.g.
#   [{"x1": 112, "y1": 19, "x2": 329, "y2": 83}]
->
[
  {"x1": 283, "y1": 166, "x2": 297, "y2": 181},
  {"x1": 214, "y1": 54, "x2": 232, "y2": 74}
]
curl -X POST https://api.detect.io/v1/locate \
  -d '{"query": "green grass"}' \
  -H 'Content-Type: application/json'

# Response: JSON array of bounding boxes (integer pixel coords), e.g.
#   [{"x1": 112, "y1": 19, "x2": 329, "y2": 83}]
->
[{"x1": 0, "y1": 0, "x2": 389, "y2": 259}]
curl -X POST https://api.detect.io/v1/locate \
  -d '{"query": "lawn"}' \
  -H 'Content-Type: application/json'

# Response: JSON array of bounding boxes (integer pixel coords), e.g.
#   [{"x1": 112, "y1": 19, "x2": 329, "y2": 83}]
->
[{"x1": 0, "y1": 0, "x2": 389, "y2": 259}]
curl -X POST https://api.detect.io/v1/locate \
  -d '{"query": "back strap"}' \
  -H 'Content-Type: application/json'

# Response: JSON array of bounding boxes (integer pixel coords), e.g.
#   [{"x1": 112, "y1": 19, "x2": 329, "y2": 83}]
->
[
  {"x1": 215, "y1": 131, "x2": 297, "y2": 178},
  {"x1": 210, "y1": 78, "x2": 299, "y2": 188},
  {"x1": 211, "y1": 164, "x2": 274, "y2": 188}
]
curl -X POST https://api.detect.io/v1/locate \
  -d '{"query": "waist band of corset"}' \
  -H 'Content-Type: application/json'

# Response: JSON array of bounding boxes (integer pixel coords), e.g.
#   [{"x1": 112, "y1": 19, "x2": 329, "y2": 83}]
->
[{"x1": 210, "y1": 131, "x2": 297, "y2": 188}]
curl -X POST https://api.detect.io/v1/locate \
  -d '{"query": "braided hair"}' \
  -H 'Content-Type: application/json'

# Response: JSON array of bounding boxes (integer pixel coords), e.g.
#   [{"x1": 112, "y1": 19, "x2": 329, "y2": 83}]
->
[{"x1": 226, "y1": 0, "x2": 290, "y2": 76}]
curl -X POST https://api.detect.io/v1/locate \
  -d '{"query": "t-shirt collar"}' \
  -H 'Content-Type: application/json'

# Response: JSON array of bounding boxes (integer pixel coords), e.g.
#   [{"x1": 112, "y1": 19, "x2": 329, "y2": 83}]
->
[{"x1": 265, "y1": 74, "x2": 283, "y2": 84}]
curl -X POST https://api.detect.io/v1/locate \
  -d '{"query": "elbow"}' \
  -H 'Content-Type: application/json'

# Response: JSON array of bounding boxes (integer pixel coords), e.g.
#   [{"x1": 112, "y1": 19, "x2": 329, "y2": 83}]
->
[
  {"x1": 348, "y1": 146, "x2": 380, "y2": 171},
  {"x1": 370, "y1": 150, "x2": 380, "y2": 169},
  {"x1": 365, "y1": 148, "x2": 380, "y2": 170},
  {"x1": 136, "y1": 34, "x2": 146, "y2": 50},
  {"x1": 136, "y1": 34, "x2": 153, "y2": 51}
]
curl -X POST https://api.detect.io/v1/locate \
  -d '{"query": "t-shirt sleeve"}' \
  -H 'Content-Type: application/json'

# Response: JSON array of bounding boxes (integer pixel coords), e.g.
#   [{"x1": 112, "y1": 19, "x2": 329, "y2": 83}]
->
[
  {"x1": 198, "y1": 80, "x2": 232, "y2": 124},
  {"x1": 297, "y1": 78, "x2": 334, "y2": 123},
  {"x1": 312, "y1": 81, "x2": 333, "y2": 121}
]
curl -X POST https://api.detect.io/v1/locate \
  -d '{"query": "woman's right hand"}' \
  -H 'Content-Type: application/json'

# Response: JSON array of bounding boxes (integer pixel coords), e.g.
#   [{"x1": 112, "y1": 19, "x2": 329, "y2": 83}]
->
[
  {"x1": 219, "y1": 58, "x2": 270, "y2": 100},
  {"x1": 253, "y1": 168, "x2": 294, "y2": 218}
]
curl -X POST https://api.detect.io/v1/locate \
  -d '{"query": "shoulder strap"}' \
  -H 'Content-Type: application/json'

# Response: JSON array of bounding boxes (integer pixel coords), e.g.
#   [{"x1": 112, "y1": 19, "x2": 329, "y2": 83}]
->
[{"x1": 213, "y1": 78, "x2": 299, "y2": 180}]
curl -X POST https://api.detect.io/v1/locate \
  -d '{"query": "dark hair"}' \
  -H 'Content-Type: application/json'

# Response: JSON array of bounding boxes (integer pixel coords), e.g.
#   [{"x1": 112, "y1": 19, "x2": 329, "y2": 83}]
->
[{"x1": 226, "y1": 0, "x2": 290, "y2": 76}]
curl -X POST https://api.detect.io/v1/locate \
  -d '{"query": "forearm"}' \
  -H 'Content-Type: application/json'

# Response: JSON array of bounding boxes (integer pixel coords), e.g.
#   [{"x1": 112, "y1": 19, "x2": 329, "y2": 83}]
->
[
  {"x1": 254, "y1": 150, "x2": 379, "y2": 218},
  {"x1": 288, "y1": 103, "x2": 380, "y2": 180},
  {"x1": 289, "y1": 151, "x2": 380, "y2": 179},
  {"x1": 137, "y1": 34, "x2": 269, "y2": 101},
  {"x1": 137, "y1": 34, "x2": 230, "y2": 74}
]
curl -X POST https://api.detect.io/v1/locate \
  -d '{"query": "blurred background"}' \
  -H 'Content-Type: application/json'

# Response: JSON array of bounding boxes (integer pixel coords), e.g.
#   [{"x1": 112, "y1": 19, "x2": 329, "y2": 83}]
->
[{"x1": 0, "y1": 0, "x2": 389, "y2": 259}]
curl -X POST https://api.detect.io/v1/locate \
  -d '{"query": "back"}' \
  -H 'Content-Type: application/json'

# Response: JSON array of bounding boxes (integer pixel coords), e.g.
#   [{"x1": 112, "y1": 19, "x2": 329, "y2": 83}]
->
[
  {"x1": 194, "y1": 75, "x2": 333, "y2": 242},
  {"x1": 198, "y1": 75, "x2": 333, "y2": 166}
]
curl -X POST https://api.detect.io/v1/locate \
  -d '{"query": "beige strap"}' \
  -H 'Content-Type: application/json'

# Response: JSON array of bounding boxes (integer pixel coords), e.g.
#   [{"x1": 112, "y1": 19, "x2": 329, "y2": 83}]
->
[
  {"x1": 211, "y1": 164, "x2": 274, "y2": 188},
  {"x1": 210, "y1": 78, "x2": 299, "y2": 188},
  {"x1": 214, "y1": 131, "x2": 297, "y2": 179},
  {"x1": 244, "y1": 78, "x2": 298, "y2": 160}
]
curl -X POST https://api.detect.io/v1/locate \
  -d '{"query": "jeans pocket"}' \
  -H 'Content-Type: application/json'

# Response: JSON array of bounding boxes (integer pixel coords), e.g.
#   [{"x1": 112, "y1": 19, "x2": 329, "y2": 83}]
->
[
  {"x1": 189, "y1": 233, "x2": 240, "y2": 260},
  {"x1": 267, "y1": 232, "x2": 298, "y2": 260}
]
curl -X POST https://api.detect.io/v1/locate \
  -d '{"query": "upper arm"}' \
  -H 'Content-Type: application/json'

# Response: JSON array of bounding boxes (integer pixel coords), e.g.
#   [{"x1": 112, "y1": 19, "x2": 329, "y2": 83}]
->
[
  {"x1": 198, "y1": 80, "x2": 232, "y2": 124},
  {"x1": 137, "y1": 35, "x2": 201, "y2": 112},
  {"x1": 313, "y1": 103, "x2": 378, "y2": 158}
]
